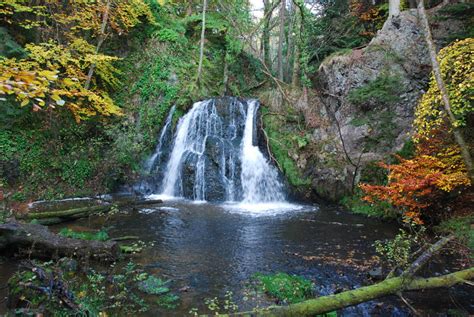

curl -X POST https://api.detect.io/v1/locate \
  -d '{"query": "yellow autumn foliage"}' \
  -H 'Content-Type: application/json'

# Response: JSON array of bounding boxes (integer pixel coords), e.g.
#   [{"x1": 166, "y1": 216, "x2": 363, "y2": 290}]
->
[
  {"x1": 0, "y1": 41, "x2": 121, "y2": 121},
  {"x1": 0, "y1": 0, "x2": 155, "y2": 121},
  {"x1": 414, "y1": 38, "x2": 474, "y2": 139}
]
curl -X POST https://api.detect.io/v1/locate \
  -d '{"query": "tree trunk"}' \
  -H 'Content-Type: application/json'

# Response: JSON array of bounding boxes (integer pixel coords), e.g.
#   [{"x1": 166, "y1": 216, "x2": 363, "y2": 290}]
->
[
  {"x1": 223, "y1": 51, "x2": 229, "y2": 96},
  {"x1": 277, "y1": 0, "x2": 286, "y2": 81},
  {"x1": 197, "y1": 0, "x2": 207, "y2": 84},
  {"x1": 186, "y1": 0, "x2": 193, "y2": 16},
  {"x1": 389, "y1": 0, "x2": 401, "y2": 16},
  {"x1": 262, "y1": 0, "x2": 272, "y2": 68},
  {"x1": 417, "y1": 0, "x2": 474, "y2": 183},
  {"x1": 284, "y1": 0, "x2": 293, "y2": 83},
  {"x1": 84, "y1": 0, "x2": 110, "y2": 90},
  {"x1": 0, "y1": 220, "x2": 119, "y2": 261},
  {"x1": 230, "y1": 268, "x2": 474, "y2": 316},
  {"x1": 291, "y1": 4, "x2": 300, "y2": 88},
  {"x1": 21, "y1": 204, "x2": 112, "y2": 220}
]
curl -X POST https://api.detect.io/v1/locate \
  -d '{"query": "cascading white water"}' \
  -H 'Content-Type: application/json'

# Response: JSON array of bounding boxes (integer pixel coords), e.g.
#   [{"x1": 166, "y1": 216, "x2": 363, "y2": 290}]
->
[
  {"x1": 153, "y1": 98, "x2": 290, "y2": 208},
  {"x1": 160, "y1": 99, "x2": 238, "y2": 201},
  {"x1": 144, "y1": 105, "x2": 176, "y2": 173},
  {"x1": 241, "y1": 100, "x2": 285, "y2": 203},
  {"x1": 159, "y1": 101, "x2": 202, "y2": 198}
]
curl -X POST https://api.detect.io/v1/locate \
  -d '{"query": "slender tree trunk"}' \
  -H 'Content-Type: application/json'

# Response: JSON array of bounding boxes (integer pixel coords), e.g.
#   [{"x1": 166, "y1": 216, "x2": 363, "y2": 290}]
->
[
  {"x1": 197, "y1": 0, "x2": 207, "y2": 84},
  {"x1": 262, "y1": 0, "x2": 272, "y2": 68},
  {"x1": 85, "y1": 0, "x2": 110, "y2": 90},
  {"x1": 417, "y1": 0, "x2": 474, "y2": 183},
  {"x1": 291, "y1": 4, "x2": 300, "y2": 88},
  {"x1": 389, "y1": 0, "x2": 400, "y2": 16},
  {"x1": 222, "y1": 49, "x2": 229, "y2": 95},
  {"x1": 284, "y1": 0, "x2": 293, "y2": 83},
  {"x1": 186, "y1": 0, "x2": 193, "y2": 16},
  {"x1": 277, "y1": 0, "x2": 286, "y2": 81}
]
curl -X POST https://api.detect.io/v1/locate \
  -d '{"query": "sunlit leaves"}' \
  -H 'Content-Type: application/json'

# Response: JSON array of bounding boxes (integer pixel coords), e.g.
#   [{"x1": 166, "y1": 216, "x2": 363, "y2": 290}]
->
[
  {"x1": 0, "y1": 0, "x2": 46, "y2": 29},
  {"x1": 0, "y1": 0, "x2": 155, "y2": 121},
  {"x1": 361, "y1": 130, "x2": 470, "y2": 224},
  {"x1": 360, "y1": 38, "x2": 472, "y2": 224},
  {"x1": 51, "y1": 0, "x2": 155, "y2": 39},
  {"x1": 414, "y1": 38, "x2": 474, "y2": 138},
  {"x1": 0, "y1": 42, "x2": 121, "y2": 121}
]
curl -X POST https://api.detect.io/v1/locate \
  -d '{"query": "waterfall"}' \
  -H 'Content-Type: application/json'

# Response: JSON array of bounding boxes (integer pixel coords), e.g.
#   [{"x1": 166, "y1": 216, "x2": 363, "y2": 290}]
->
[
  {"x1": 241, "y1": 100, "x2": 285, "y2": 202},
  {"x1": 145, "y1": 105, "x2": 176, "y2": 173},
  {"x1": 152, "y1": 98, "x2": 287, "y2": 204}
]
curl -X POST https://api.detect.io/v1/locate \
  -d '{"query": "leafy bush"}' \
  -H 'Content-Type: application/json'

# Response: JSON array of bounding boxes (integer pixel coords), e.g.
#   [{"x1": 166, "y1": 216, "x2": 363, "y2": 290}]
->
[
  {"x1": 155, "y1": 28, "x2": 183, "y2": 43},
  {"x1": 374, "y1": 229, "x2": 422, "y2": 269},
  {"x1": 138, "y1": 276, "x2": 170, "y2": 295},
  {"x1": 61, "y1": 158, "x2": 94, "y2": 187},
  {"x1": 253, "y1": 272, "x2": 313, "y2": 304},
  {"x1": 341, "y1": 189, "x2": 396, "y2": 219},
  {"x1": 157, "y1": 293, "x2": 180, "y2": 309}
]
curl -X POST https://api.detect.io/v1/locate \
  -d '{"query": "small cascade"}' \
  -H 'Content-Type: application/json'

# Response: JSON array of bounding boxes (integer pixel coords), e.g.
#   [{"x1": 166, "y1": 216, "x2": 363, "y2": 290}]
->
[
  {"x1": 150, "y1": 97, "x2": 287, "y2": 204},
  {"x1": 145, "y1": 105, "x2": 176, "y2": 173},
  {"x1": 241, "y1": 100, "x2": 285, "y2": 202}
]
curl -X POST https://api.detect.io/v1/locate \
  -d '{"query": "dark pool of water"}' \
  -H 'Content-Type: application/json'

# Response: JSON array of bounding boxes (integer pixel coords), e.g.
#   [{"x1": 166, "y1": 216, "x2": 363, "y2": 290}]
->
[
  {"x1": 1, "y1": 201, "x2": 471, "y2": 316},
  {"x1": 71, "y1": 201, "x2": 405, "y2": 316}
]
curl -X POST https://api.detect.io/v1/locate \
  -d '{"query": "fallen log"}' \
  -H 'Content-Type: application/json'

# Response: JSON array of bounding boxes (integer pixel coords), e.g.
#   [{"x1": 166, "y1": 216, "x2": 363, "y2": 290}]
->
[
  {"x1": 220, "y1": 235, "x2": 472, "y2": 317},
  {"x1": 132, "y1": 199, "x2": 163, "y2": 206},
  {"x1": 0, "y1": 220, "x2": 119, "y2": 261},
  {"x1": 110, "y1": 235, "x2": 139, "y2": 242},
  {"x1": 21, "y1": 204, "x2": 111, "y2": 220},
  {"x1": 229, "y1": 268, "x2": 474, "y2": 316},
  {"x1": 20, "y1": 198, "x2": 163, "y2": 225}
]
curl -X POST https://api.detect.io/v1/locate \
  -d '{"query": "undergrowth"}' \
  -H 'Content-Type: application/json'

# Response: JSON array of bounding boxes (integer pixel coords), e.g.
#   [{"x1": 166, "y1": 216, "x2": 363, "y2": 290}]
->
[
  {"x1": 253, "y1": 272, "x2": 314, "y2": 304},
  {"x1": 261, "y1": 107, "x2": 311, "y2": 188}
]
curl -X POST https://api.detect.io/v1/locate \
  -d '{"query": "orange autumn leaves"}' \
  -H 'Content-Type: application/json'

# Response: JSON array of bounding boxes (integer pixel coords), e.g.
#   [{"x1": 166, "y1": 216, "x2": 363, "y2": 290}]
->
[
  {"x1": 360, "y1": 142, "x2": 470, "y2": 224},
  {"x1": 360, "y1": 39, "x2": 473, "y2": 224}
]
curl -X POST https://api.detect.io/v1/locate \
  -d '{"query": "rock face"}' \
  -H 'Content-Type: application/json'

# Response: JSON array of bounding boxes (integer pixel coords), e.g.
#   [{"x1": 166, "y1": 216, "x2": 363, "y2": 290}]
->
[{"x1": 292, "y1": 9, "x2": 463, "y2": 201}]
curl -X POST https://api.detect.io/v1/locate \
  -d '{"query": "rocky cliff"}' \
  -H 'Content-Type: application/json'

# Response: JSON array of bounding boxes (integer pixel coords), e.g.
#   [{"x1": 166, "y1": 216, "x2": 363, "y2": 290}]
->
[{"x1": 274, "y1": 7, "x2": 469, "y2": 202}]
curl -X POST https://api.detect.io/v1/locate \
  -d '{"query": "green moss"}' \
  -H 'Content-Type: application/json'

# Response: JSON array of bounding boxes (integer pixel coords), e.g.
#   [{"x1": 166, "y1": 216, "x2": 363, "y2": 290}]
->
[
  {"x1": 350, "y1": 109, "x2": 397, "y2": 151},
  {"x1": 341, "y1": 189, "x2": 396, "y2": 219},
  {"x1": 262, "y1": 108, "x2": 311, "y2": 188},
  {"x1": 0, "y1": 123, "x2": 114, "y2": 200},
  {"x1": 395, "y1": 139, "x2": 415, "y2": 160},
  {"x1": 59, "y1": 228, "x2": 109, "y2": 241},
  {"x1": 253, "y1": 272, "x2": 314, "y2": 304},
  {"x1": 436, "y1": 3, "x2": 474, "y2": 19},
  {"x1": 436, "y1": 215, "x2": 474, "y2": 252},
  {"x1": 350, "y1": 116, "x2": 370, "y2": 127},
  {"x1": 347, "y1": 74, "x2": 402, "y2": 108},
  {"x1": 321, "y1": 48, "x2": 353, "y2": 65}
]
